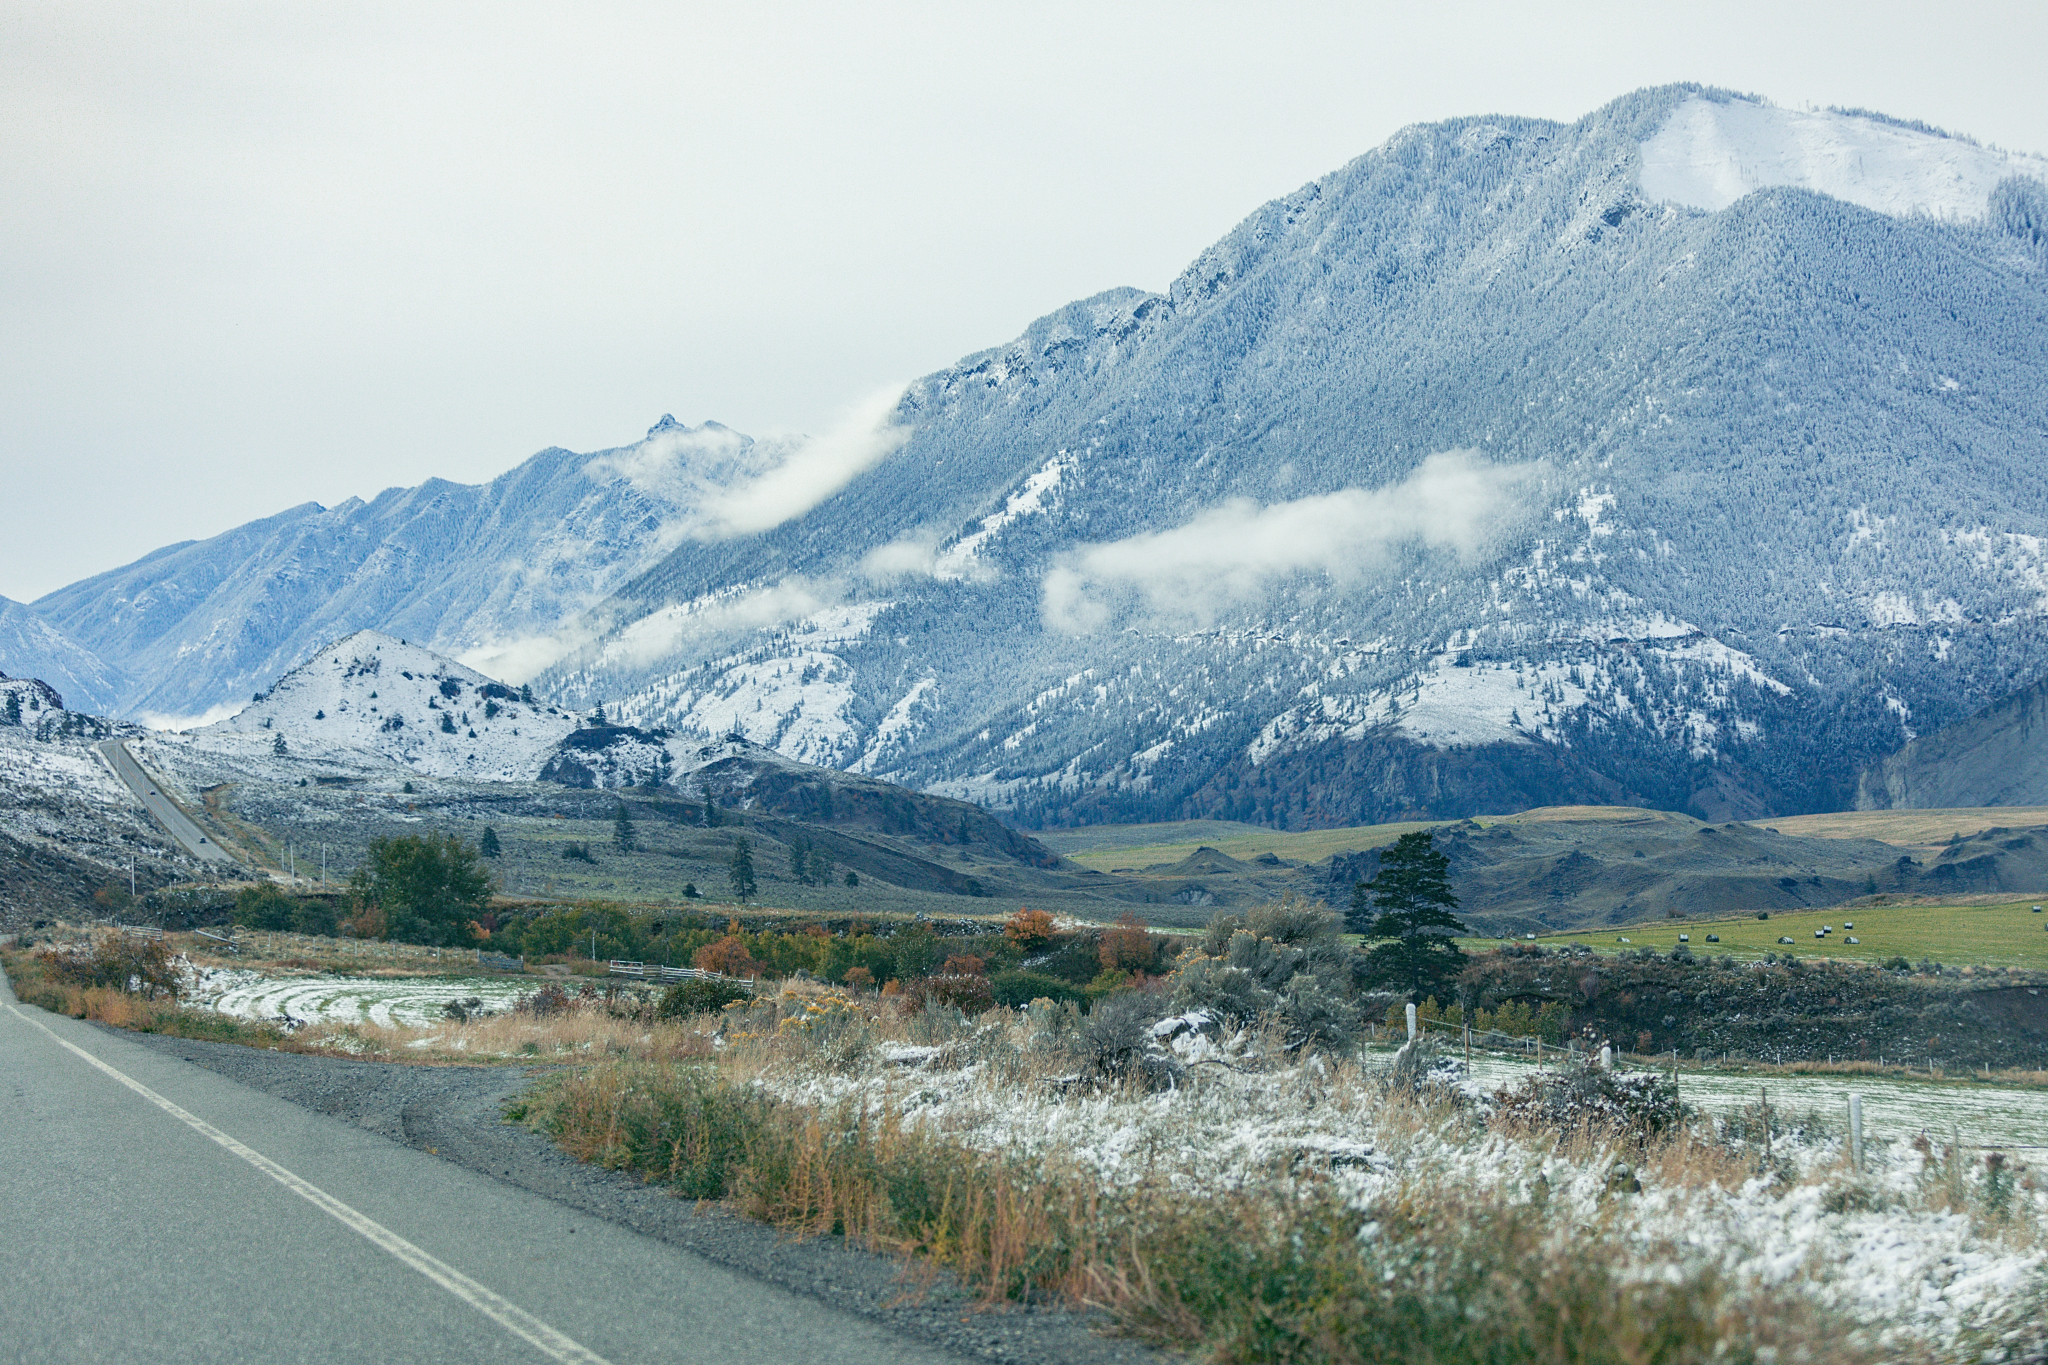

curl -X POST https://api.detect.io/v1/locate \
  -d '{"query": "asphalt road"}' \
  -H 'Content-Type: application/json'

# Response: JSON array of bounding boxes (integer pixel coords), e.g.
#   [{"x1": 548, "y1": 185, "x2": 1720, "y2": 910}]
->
[
  {"x1": 0, "y1": 976, "x2": 976, "y2": 1365},
  {"x1": 96, "y1": 738, "x2": 232, "y2": 865}
]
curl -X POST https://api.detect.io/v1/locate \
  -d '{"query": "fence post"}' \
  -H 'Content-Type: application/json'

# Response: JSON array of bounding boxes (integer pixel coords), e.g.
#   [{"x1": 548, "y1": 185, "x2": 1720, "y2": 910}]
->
[
  {"x1": 1599, "y1": 1043, "x2": 1612, "y2": 1071},
  {"x1": 1849, "y1": 1094, "x2": 1864, "y2": 1172},
  {"x1": 1405, "y1": 1002, "x2": 1417, "y2": 1042}
]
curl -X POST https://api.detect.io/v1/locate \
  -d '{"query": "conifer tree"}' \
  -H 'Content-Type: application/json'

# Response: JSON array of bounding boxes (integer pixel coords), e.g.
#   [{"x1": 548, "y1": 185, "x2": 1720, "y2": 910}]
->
[
  {"x1": 479, "y1": 826, "x2": 502, "y2": 859},
  {"x1": 727, "y1": 836, "x2": 757, "y2": 900},
  {"x1": 613, "y1": 801, "x2": 637, "y2": 853},
  {"x1": 1354, "y1": 831, "x2": 1470, "y2": 1001}
]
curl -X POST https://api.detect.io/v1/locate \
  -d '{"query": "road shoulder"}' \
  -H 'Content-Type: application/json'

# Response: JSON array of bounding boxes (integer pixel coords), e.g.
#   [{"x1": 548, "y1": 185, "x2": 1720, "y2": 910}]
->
[{"x1": 114, "y1": 1030, "x2": 1166, "y2": 1365}]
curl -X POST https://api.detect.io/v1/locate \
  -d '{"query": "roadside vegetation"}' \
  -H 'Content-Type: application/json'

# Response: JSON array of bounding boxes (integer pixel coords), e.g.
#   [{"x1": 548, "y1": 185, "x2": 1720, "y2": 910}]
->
[{"x1": 12, "y1": 831, "x2": 2048, "y2": 1363}]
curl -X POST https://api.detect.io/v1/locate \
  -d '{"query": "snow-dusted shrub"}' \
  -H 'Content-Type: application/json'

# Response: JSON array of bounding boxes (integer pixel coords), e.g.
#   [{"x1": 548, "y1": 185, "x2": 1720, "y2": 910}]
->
[
  {"x1": 1493, "y1": 1061, "x2": 1684, "y2": 1142},
  {"x1": 1077, "y1": 992, "x2": 1180, "y2": 1088},
  {"x1": 1173, "y1": 895, "x2": 1362, "y2": 1051}
]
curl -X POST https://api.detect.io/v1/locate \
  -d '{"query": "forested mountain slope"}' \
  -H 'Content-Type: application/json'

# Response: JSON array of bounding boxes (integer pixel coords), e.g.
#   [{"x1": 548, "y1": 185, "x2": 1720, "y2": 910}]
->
[
  {"x1": 539, "y1": 85, "x2": 2048, "y2": 826},
  {"x1": 36, "y1": 84, "x2": 2048, "y2": 828}
]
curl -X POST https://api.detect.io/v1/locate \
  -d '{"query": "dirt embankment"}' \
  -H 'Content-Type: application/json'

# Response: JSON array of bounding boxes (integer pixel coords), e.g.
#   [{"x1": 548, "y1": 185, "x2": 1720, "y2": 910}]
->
[{"x1": 1463, "y1": 946, "x2": 2048, "y2": 1069}]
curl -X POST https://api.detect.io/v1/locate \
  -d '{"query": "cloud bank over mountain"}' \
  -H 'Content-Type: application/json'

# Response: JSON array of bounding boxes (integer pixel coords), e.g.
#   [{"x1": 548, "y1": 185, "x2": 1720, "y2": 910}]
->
[{"x1": 1041, "y1": 451, "x2": 1541, "y2": 632}]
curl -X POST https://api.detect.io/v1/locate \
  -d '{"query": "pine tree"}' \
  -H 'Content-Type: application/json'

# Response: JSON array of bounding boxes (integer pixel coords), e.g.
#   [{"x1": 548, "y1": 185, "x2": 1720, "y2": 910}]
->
[
  {"x1": 613, "y1": 801, "x2": 637, "y2": 853},
  {"x1": 728, "y1": 836, "x2": 757, "y2": 900},
  {"x1": 479, "y1": 826, "x2": 502, "y2": 859},
  {"x1": 788, "y1": 833, "x2": 812, "y2": 883},
  {"x1": 1355, "y1": 831, "x2": 1470, "y2": 1001}
]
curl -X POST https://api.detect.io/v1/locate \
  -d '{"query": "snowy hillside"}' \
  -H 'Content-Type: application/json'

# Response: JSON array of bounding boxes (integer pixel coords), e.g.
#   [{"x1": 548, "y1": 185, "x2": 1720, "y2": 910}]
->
[
  {"x1": 0, "y1": 596, "x2": 124, "y2": 715},
  {"x1": 34, "y1": 82, "x2": 2048, "y2": 828},
  {"x1": 174, "y1": 631, "x2": 584, "y2": 783},
  {"x1": 0, "y1": 675, "x2": 203, "y2": 914}
]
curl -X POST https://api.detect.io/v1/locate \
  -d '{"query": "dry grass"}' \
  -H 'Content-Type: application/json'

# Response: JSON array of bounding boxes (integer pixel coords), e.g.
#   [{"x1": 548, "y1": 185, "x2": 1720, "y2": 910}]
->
[{"x1": 291, "y1": 1008, "x2": 716, "y2": 1065}]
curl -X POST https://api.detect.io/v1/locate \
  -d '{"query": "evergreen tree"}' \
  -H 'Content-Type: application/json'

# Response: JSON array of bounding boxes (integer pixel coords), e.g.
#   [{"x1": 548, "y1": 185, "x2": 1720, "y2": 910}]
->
[
  {"x1": 1355, "y1": 831, "x2": 1469, "y2": 1001},
  {"x1": 807, "y1": 848, "x2": 831, "y2": 886},
  {"x1": 727, "y1": 836, "x2": 757, "y2": 900},
  {"x1": 2, "y1": 691, "x2": 19, "y2": 727},
  {"x1": 479, "y1": 826, "x2": 502, "y2": 858},
  {"x1": 613, "y1": 800, "x2": 637, "y2": 852},
  {"x1": 788, "y1": 833, "x2": 811, "y2": 882}
]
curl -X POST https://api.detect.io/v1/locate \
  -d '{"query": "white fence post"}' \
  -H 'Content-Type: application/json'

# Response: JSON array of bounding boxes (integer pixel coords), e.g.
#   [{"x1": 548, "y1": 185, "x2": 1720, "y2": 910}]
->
[
  {"x1": 1405, "y1": 1002, "x2": 1417, "y2": 1042},
  {"x1": 1599, "y1": 1043, "x2": 1612, "y2": 1071},
  {"x1": 1849, "y1": 1094, "x2": 1864, "y2": 1171}
]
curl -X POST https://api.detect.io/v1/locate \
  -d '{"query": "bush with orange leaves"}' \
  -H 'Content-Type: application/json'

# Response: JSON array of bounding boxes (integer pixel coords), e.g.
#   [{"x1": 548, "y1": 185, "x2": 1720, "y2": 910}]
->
[
  {"x1": 694, "y1": 935, "x2": 764, "y2": 979},
  {"x1": 1098, "y1": 911, "x2": 1159, "y2": 973},
  {"x1": 940, "y1": 954, "x2": 985, "y2": 977},
  {"x1": 1003, "y1": 908, "x2": 1057, "y2": 952}
]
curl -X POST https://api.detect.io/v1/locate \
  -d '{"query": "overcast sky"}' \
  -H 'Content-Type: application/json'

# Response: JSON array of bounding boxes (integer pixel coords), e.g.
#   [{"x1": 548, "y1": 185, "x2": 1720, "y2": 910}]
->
[{"x1": 4, "y1": 0, "x2": 2045, "y2": 602}]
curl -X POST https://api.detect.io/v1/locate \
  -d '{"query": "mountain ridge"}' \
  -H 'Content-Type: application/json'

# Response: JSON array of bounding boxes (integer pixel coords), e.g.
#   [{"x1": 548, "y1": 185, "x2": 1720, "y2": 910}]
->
[{"x1": 29, "y1": 83, "x2": 2048, "y2": 828}]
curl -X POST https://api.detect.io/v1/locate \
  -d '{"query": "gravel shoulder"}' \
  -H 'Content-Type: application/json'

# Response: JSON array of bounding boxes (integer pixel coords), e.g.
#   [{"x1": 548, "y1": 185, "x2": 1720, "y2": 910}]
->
[{"x1": 114, "y1": 1029, "x2": 1167, "y2": 1365}]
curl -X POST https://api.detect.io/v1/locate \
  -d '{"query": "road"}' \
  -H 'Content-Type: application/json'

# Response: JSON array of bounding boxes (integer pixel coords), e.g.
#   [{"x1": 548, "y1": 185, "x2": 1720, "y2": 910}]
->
[
  {"x1": 96, "y1": 738, "x2": 233, "y2": 865},
  {"x1": 0, "y1": 974, "x2": 975, "y2": 1365}
]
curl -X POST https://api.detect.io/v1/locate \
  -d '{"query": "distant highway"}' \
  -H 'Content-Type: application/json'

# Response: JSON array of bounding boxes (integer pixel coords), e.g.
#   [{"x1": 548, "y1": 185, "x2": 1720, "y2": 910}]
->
[
  {"x1": 96, "y1": 739, "x2": 233, "y2": 865},
  {"x1": 0, "y1": 977, "x2": 976, "y2": 1365}
]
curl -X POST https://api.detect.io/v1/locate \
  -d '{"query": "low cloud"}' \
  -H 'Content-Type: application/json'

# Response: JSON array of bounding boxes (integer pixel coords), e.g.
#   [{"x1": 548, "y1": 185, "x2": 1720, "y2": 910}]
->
[
  {"x1": 134, "y1": 701, "x2": 243, "y2": 732},
  {"x1": 857, "y1": 533, "x2": 941, "y2": 582},
  {"x1": 584, "y1": 385, "x2": 911, "y2": 545},
  {"x1": 595, "y1": 577, "x2": 838, "y2": 672},
  {"x1": 1042, "y1": 450, "x2": 1540, "y2": 633},
  {"x1": 692, "y1": 387, "x2": 911, "y2": 539}
]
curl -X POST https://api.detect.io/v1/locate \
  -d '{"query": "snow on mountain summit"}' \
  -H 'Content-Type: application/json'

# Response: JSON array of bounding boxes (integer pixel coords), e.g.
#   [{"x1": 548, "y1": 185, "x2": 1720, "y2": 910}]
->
[
  {"x1": 1641, "y1": 96, "x2": 2048, "y2": 220},
  {"x1": 191, "y1": 631, "x2": 583, "y2": 781}
]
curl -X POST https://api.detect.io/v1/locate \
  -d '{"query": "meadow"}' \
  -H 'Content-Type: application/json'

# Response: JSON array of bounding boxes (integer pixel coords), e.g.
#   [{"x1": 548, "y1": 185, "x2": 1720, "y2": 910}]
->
[{"x1": 1503, "y1": 898, "x2": 2048, "y2": 970}]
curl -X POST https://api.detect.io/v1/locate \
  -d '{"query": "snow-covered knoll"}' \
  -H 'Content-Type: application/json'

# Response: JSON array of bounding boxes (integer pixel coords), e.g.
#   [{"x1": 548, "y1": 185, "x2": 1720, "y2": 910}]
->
[
  {"x1": 1641, "y1": 96, "x2": 2048, "y2": 219},
  {"x1": 187, "y1": 631, "x2": 583, "y2": 782}
]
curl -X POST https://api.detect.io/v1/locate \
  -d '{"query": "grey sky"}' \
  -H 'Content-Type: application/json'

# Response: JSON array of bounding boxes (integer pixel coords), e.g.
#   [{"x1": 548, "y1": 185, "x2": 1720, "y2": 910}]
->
[{"x1": 4, "y1": 0, "x2": 2044, "y2": 602}]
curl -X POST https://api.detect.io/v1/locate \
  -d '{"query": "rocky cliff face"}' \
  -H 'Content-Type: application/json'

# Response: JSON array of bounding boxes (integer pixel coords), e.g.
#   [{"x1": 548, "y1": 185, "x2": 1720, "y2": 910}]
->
[{"x1": 1857, "y1": 677, "x2": 2048, "y2": 809}]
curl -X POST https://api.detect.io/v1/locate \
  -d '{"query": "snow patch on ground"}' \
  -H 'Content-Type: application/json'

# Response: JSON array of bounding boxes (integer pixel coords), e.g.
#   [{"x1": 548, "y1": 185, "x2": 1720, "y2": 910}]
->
[
  {"x1": 184, "y1": 967, "x2": 535, "y2": 1028},
  {"x1": 1642, "y1": 96, "x2": 2048, "y2": 221}
]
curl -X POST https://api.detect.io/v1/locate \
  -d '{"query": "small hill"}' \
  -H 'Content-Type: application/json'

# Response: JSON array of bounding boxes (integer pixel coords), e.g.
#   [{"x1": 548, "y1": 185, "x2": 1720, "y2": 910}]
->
[
  {"x1": 1856, "y1": 677, "x2": 2048, "y2": 810},
  {"x1": 188, "y1": 631, "x2": 584, "y2": 781}
]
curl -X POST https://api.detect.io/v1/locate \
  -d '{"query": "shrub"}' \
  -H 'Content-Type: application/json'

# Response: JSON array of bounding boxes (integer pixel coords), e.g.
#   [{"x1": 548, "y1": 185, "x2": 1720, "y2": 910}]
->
[
  {"x1": 990, "y1": 969, "x2": 1085, "y2": 1008},
  {"x1": 36, "y1": 936, "x2": 180, "y2": 998},
  {"x1": 234, "y1": 883, "x2": 296, "y2": 931},
  {"x1": 1098, "y1": 911, "x2": 1159, "y2": 972},
  {"x1": 908, "y1": 971, "x2": 994, "y2": 1014},
  {"x1": 1004, "y1": 908, "x2": 1057, "y2": 951},
  {"x1": 1494, "y1": 1060, "x2": 1685, "y2": 1142},
  {"x1": 658, "y1": 977, "x2": 751, "y2": 1017},
  {"x1": 694, "y1": 936, "x2": 763, "y2": 978}
]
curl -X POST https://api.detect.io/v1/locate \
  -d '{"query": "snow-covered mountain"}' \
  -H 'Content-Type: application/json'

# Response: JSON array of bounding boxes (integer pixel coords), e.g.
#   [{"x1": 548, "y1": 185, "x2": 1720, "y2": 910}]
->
[
  {"x1": 28, "y1": 418, "x2": 788, "y2": 722},
  {"x1": 36, "y1": 85, "x2": 2048, "y2": 827},
  {"x1": 0, "y1": 596, "x2": 124, "y2": 715}
]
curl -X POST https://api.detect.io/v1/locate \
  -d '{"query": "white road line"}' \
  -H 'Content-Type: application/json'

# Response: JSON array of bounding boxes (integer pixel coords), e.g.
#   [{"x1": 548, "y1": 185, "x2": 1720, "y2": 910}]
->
[{"x1": 4, "y1": 1000, "x2": 612, "y2": 1365}]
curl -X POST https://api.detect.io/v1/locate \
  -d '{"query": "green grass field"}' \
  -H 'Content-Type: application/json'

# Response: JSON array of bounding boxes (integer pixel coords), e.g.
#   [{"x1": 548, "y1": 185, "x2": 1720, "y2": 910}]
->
[
  {"x1": 1492, "y1": 898, "x2": 2048, "y2": 970},
  {"x1": 1046, "y1": 806, "x2": 1678, "y2": 872}
]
